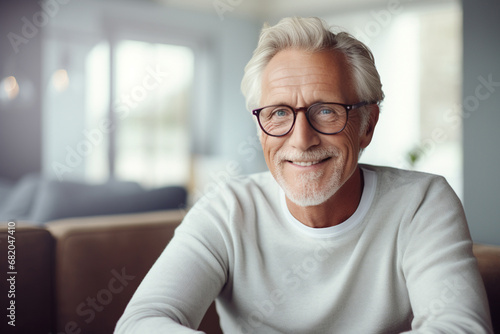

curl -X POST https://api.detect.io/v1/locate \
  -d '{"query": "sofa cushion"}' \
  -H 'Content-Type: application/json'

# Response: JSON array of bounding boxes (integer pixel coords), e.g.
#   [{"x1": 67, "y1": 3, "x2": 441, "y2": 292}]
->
[
  {"x1": 0, "y1": 178, "x2": 14, "y2": 206},
  {"x1": 29, "y1": 179, "x2": 186, "y2": 223},
  {"x1": 46, "y1": 210, "x2": 186, "y2": 334},
  {"x1": 473, "y1": 243, "x2": 500, "y2": 333},
  {"x1": 0, "y1": 174, "x2": 40, "y2": 222}
]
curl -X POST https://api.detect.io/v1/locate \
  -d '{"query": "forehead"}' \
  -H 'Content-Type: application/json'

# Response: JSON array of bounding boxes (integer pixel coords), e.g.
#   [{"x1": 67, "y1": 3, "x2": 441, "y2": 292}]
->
[{"x1": 261, "y1": 48, "x2": 356, "y2": 104}]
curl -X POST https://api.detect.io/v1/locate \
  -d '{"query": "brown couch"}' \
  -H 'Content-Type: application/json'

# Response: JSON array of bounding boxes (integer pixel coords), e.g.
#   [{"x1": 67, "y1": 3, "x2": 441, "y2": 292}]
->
[
  {"x1": 1, "y1": 211, "x2": 498, "y2": 333},
  {"x1": 0, "y1": 211, "x2": 222, "y2": 334}
]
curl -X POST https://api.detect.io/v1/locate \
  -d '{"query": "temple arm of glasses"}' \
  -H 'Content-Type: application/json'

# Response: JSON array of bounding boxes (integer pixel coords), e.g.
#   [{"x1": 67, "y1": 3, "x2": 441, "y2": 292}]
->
[{"x1": 350, "y1": 101, "x2": 370, "y2": 110}]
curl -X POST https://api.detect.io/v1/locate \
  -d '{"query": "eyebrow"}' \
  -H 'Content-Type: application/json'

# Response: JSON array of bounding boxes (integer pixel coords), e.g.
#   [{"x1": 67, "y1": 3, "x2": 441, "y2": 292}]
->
[{"x1": 261, "y1": 100, "x2": 333, "y2": 108}]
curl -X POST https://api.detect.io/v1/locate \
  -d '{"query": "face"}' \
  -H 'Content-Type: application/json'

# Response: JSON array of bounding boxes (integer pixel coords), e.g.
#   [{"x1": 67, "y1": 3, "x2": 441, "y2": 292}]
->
[{"x1": 259, "y1": 48, "x2": 376, "y2": 207}]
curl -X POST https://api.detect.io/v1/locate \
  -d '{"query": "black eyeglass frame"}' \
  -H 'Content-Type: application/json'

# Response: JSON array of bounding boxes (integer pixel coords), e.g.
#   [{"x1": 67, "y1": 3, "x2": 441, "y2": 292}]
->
[{"x1": 252, "y1": 101, "x2": 371, "y2": 137}]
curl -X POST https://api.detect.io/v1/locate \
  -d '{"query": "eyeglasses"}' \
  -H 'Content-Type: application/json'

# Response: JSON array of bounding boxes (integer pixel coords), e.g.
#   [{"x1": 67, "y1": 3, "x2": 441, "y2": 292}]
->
[{"x1": 252, "y1": 101, "x2": 370, "y2": 137}]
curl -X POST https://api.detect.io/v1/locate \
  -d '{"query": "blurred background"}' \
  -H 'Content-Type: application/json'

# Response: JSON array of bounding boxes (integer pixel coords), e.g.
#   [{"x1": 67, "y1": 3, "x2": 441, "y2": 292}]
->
[{"x1": 0, "y1": 0, "x2": 498, "y2": 244}]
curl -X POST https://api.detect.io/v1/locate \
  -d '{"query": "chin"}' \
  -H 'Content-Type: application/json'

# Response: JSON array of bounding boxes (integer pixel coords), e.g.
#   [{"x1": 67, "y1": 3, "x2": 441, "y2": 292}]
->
[
  {"x1": 286, "y1": 191, "x2": 332, "y2": 207},
  {"x1": 277, "y1": 170, "x2": 342, "y2": 207}
]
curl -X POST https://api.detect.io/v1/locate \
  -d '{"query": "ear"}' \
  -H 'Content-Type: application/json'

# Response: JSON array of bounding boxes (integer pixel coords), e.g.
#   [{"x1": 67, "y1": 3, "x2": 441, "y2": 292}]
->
[{"x1": 359, "y1": 104, "x2": 379, "y2": 149}]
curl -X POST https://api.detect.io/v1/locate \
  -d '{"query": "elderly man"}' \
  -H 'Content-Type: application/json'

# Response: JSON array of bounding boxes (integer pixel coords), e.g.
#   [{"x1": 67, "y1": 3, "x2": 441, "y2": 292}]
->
[{"x1": 116, "y1": 17, "x2": 492, "y2": 333}]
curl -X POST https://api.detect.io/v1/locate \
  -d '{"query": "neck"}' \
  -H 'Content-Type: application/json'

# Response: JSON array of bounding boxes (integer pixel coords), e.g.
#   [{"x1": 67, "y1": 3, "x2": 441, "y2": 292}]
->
[{"x1": 285, "y1": 166, "x2": 364, "y2": 228}]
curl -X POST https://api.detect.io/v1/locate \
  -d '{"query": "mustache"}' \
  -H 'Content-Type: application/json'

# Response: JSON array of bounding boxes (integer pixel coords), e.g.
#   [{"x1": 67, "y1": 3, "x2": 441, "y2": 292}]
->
[{"x1": 275, "y1": 147, "x2": 340, "y2": 163}]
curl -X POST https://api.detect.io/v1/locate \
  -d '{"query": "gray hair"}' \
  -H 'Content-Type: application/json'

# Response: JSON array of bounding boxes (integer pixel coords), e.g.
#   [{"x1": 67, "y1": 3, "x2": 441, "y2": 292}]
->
[{"x1": 241, "y1": 17, "x2": 384, "y2": 132}]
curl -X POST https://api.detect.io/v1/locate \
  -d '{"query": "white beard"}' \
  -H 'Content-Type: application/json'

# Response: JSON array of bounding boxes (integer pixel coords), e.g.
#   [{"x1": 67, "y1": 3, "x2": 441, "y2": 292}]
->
[{"x1": 273, "y1": 147, "x2": 343, "y2": 207}]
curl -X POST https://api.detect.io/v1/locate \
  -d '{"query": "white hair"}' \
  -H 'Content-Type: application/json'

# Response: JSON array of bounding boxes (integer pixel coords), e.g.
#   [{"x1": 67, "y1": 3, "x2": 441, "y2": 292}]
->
[{"x1": 241, "y1": 17, "x2": 384, "y2": 132}]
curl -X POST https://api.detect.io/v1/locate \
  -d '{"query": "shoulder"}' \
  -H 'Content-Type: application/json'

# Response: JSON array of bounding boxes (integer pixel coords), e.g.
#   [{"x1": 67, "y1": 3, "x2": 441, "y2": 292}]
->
[
  {"x1": 360, "y1": 164, "x2": 462, "y2": 217},
  {"x1": 182, "y1": 171, "x2": 279, "y2": 228},
  {"x1": 193, "y1": 171, "x2": 278, "y2": 207},
  {"x1": 361, "y1": 164, "x2": 466, "y2": 230},
  {"x1": 360, "y1": 165, "x2": 470, "y2": 256},
  {"x1": 173, "y1": 171, "x2": 281, "y2": 263},
  {"x1": 361, "y1": 164, "x2": 450, "y2": 195}
]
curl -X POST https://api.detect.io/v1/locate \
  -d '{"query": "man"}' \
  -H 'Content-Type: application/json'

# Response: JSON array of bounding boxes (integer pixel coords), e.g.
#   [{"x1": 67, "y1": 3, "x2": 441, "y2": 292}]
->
[{"x1": 116, "y1": 17, "x2": 492, "y2": 333}]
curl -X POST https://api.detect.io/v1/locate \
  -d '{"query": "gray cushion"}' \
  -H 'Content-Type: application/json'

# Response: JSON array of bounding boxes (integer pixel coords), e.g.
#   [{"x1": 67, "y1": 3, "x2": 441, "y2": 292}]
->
[
  {"x1": 0, "y1": 178, "x2": 14, "y2": 207},
  {"x1": 0, "y1": 174, "x2": 40, "y2": 222},
  {"x1": 29, "y1": 179, "x2": 186, "y2": 224}
]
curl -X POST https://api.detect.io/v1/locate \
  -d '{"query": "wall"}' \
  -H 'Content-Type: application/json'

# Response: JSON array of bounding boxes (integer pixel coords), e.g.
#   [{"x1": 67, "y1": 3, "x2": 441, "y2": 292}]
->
[
  {"x1": 0, "y1": 0, "x2": 265, "y2": 185},
  {"x1": 0, "y1": 0, "x2": 42, "y2": 181},
  {"x1": 462, "y1": 0, "x2": 500, "y2": 245}
]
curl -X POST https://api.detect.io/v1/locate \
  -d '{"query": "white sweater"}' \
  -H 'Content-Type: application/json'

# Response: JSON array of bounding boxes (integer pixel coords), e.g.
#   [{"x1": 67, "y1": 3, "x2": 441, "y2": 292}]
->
[{"x1": 115, "y1": 165, "x2": 493, "y2": 333}]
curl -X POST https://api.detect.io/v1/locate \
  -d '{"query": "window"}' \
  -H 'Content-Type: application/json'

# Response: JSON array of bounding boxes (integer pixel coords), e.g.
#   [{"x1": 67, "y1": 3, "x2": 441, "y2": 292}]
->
[
  {"x1": 85, "y1": 41, "x2": 110, "y2": 182},
  {"x1": 326, "y1": 2, "x2": 463, "y2": 197},
  {"x1": 85, "y1": 40, "x2": 194, "y2": 187}
]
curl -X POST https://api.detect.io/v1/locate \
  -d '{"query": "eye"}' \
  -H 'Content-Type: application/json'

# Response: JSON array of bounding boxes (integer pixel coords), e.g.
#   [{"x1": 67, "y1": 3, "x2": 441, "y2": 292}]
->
[
  {"x1": 271, "y1": 108, "x2": 292, "y2": 118},
  {"x1": 319, "y1": 108, "x2": 334, "y2": 115},
  {"x1": 311, "y1": 105, "x2": 342, "y2": 118}
]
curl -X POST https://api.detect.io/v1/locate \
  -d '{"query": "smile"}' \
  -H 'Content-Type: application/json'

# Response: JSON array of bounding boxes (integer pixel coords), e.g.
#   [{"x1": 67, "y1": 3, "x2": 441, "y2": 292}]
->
[
  {"x1": 292, "y1": 160, "x2": 320, "y2": 167},
  {"x1": 288, "y1": 157, "x2": 330, "y2": 167}
]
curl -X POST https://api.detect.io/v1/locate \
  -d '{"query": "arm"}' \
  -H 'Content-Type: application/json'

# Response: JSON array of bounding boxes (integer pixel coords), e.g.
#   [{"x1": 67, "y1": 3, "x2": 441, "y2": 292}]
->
[
  {"x1": 114, "y1": 206, "x2": 229, "y2": 333},
  {"x1": 401, "y1": 177, "x2": 493, "y2": 333}
]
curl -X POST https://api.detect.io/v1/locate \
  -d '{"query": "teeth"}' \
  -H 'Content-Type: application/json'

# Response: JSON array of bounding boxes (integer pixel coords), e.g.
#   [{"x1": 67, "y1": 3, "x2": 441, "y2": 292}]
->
[{"x1": 292, "y1": 160, "x2": 321, "y2": 167}]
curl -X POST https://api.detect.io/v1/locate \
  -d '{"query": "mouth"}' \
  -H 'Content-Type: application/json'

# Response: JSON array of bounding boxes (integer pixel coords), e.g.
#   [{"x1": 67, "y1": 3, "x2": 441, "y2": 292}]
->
[{"x1": 288, "y1": 157, "x2": 331, "y2": 167}]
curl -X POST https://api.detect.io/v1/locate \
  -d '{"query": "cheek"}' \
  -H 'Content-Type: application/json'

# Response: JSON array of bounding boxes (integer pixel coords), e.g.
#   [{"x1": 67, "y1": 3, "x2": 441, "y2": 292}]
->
[
  {"x1": 325, "y1": 129, "x2": 362, "y2": 171},
  {"x1": 341, "y1": 120, "x2": 363, "y2": 152},
  {"x1": 260, "y1": 136, "x2": 280, "y2": 168}
]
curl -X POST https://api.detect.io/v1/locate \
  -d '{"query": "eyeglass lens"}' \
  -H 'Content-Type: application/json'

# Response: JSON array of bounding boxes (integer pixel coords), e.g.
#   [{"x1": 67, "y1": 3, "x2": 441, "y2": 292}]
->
[{"x1": 258, "y1": 104, "x2": 347, "y2": 136}]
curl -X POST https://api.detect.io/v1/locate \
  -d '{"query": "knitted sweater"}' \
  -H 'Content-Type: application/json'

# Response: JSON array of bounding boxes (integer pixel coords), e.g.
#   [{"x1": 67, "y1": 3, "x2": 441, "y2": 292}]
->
[{"x1": 115, "y1": 165, "x2": 492, "y2": 333}]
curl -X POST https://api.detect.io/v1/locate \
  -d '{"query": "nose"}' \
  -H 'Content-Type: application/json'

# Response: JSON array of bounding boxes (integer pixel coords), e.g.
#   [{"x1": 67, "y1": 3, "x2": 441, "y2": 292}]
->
[{"x1": 288, "y1": 111, "x2": 321, "y2": 151}]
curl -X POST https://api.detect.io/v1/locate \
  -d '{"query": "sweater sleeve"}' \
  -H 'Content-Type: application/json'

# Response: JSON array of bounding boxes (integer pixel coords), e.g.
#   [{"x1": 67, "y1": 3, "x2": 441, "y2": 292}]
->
[
  {"x1": 400, "y1": 176, "x2": 493, "y2": 333},
  {"x1": 114, "y1": 203, "x2": 229, "y2": 333}
]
